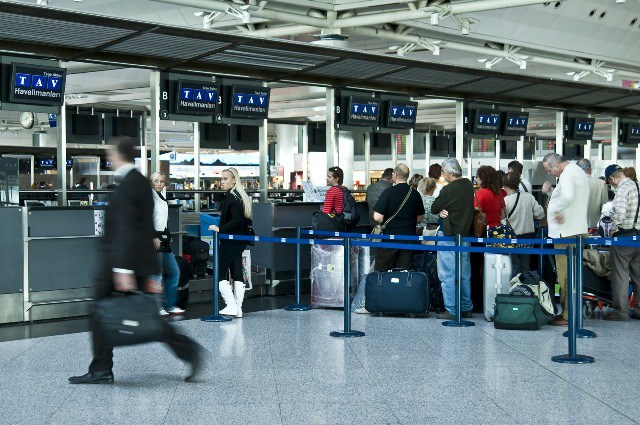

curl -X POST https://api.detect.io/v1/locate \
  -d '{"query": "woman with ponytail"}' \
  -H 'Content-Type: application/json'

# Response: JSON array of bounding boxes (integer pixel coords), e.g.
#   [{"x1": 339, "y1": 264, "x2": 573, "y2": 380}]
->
[{"x1": 208, "y1": 167, "x2": 252, "y2": 317}]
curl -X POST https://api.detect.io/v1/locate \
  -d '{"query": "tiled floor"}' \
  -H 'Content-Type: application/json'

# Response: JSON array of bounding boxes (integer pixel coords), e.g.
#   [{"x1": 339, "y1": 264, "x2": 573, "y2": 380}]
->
[{"x1": 1, "y1": 309, "x2": 638, "y2": 425}]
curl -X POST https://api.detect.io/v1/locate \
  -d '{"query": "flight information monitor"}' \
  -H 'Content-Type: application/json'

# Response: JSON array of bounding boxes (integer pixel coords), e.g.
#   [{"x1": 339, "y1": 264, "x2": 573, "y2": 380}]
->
[
  {"x1": 570, "y1": 117, "x2": 595, "y2": 140},
  {"x1": 500, "y1": 111, "x2": 529, "y2": 136},
  {"x1": 229, "y1": 85, "x2": 271, "y2": 119},
  {"x1": 472, "y1": 109, "x2": 500, "y2": 134},
  {"x1": 346, "y1": 97, "x2": 380, "y2": 126},
  {"x1": 385, "y1": 100, "x2": 418, "y2": 129},
  {"x1": 9, "y1": 63, "x2": 66, "y2": 106},
  {"x1": 624, "y1": 122, "x2": 640, "y2": 144},
  {"x1": 175, "y1": 80, "x2": 219, "y2": 115}
]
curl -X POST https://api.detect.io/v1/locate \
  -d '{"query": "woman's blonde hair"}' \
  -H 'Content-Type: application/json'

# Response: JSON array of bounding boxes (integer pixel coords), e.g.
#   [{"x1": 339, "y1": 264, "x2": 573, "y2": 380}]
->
[
  {"x1": 149, "y1": 171, "x2": 165, "y2": 183},
  {"x1": 223, "y1": 167, "x2": 252, "y2": 219},
  {"x1": 417, "y1": 177, "x2": 436, "y2": 195}
]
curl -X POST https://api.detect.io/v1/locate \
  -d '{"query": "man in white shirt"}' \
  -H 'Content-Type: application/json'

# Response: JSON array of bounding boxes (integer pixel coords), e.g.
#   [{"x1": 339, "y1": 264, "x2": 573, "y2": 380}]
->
[
  {"x1": 576, "y1": 158, "x2": 609, "y2": 229},
  {"x1": 508, "y1": 161, "x2": 532, "y2": 193},
  {"x1": 542, "y1": 153, "x2": 589, "y2": 326}
]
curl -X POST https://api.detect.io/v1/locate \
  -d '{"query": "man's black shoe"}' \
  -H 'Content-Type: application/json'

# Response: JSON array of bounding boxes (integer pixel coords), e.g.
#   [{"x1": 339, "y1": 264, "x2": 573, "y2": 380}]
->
[
  {"x1": 462, "y1": 310, "x2": 473, "y2": 319},
  {"x1": 68, "y1": 371, "x2": 114, "y2": 385},
  {"x1": 185, "y1": 350, "x2": 204, "y2": 383},
  {"x1": 436, "y1": 311, "x2": 455, "y2": 320}
]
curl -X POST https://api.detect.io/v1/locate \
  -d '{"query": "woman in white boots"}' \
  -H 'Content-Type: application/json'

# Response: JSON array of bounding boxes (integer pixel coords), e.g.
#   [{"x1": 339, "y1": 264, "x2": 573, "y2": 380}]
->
[{"x1": 208, "y1": 167, "x2": 252, "y2": 318}]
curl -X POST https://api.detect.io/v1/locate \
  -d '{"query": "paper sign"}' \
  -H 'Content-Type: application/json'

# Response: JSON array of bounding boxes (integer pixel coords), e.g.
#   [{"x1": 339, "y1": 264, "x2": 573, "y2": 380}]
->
[{"x1": 94, "y1": 209, "x2": 105, "y2": 235}]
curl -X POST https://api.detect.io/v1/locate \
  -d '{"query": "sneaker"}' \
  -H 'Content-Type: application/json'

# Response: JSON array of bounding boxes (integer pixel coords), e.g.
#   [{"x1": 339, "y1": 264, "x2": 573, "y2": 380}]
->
[
  {"x1": 159, "y1": 309, "x2": 169, "y2": 317},
  {"x1": 167, "y1": 307, "x2": 186, "y2": 315},
  {"x1": 355, "y1": 307, "x2": 370, "y2": 314}
]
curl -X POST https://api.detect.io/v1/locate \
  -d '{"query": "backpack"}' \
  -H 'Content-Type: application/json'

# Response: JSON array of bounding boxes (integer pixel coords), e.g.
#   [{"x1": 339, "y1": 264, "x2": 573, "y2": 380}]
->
[{"x1": 337, "y1": 186, "x2": 360, "y2": 227}]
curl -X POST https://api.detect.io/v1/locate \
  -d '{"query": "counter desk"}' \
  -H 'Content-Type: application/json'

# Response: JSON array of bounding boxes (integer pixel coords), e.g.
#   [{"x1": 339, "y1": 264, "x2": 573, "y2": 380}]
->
[{"x1": 0, "y1": 205, "x2": 183, "y2": 324}]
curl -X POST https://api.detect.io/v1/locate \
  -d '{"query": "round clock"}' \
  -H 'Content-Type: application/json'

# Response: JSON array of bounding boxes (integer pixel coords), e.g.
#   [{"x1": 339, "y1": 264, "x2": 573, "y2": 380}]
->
[{"x1": 20, "y1": 112, "x2": 35, "y2": 130}]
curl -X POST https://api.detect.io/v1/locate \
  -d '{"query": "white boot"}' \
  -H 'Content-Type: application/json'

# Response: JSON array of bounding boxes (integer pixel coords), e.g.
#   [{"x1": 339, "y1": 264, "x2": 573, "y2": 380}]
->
[
  {"x1": 219, "y1": 280, "x2": 237, "y2": 316},
  {"x1": 234, "y1": 281, "x2": 246, "y2": 318}
]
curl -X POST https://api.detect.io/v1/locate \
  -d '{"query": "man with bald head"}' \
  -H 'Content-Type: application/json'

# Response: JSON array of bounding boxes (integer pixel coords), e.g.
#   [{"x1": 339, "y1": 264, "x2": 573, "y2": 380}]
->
[{"x1": 372, "y1": 163, "x2": 425, "y2": 271}]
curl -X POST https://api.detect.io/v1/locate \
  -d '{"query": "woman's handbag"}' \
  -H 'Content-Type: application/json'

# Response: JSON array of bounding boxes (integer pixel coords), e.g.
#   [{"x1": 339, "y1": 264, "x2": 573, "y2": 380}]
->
[
  {"x1": 311, "y1": 210, "x2": 345, "y2": 232},
  {"x1": 471, "y1": 208, "x2": 487, "y2": 237},
  {"x1": 489, "y1": 195, "x2": 517, "y2": 247}
]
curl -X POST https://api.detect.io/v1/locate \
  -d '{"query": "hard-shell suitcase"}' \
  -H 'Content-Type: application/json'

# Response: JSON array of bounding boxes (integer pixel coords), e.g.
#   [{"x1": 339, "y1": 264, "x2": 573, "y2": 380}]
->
[
  {"x1": 310, "y1": 242, "x2": 358, "y2": 307},
  {"x1": 174, "y1": 255, "x2": 190, "y2": 310},
  {"x1": 483, "y1": 253, "x2": 512, "y2": 321},
  {"x1": 365, "y1": 270, "x2": 429, "y2": 315}
]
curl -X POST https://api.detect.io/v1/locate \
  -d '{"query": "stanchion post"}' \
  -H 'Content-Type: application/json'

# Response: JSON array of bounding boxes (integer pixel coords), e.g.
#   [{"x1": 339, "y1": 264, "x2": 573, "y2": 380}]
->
[
  {"x1": 552, "y1": 246, "x2": 594, "y2": 364},
  {"x1": 330, "y1": 236, "x2": 365, "y2": 338},
  {"x1": 564, "y1": 235, "x2": 597, "y2": 338},
  {"x1": 443, "y1": 234, "x2": 474, "y2": 328},
  {"x1": 537, "y1": 227, "x2": 546, "y2": 276},
  {"x1": 202, "y1": 230, "x2": 232, "y2": 322},
  {"x1": 285, "y1": 227, "x2": 311, "y2": 311}
]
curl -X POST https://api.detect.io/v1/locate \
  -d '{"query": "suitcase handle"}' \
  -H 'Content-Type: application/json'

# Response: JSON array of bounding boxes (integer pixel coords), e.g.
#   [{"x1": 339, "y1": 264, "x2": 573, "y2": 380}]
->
[{"x1": 375, "y1": 271, "x2": 414, "y2": 288}]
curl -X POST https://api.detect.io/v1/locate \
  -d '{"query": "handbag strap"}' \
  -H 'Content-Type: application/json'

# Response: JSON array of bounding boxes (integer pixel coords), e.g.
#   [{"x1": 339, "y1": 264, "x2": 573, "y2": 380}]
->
[
  {"x1": 633, "y1": 182, "x2": 640, "y2": 228},
  {"x1": 381, "y1": 187, "x2": 413, "y2": 230},
  {"x1": 520, "y1": 181, "x2": 529, "y2": 193},
  {"x1": 508, "y1": 192, "x2": 520, "y2": 219}
]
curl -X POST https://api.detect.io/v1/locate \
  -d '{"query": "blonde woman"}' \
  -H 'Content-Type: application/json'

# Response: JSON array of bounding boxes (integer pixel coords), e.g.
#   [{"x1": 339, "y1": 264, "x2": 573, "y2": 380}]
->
[
  {"x1": 208, "y1": 167, "x2": 252, "y2": 317},
  {"x1": 150, "y1": 172, "x2": 184, "y2": 316}
]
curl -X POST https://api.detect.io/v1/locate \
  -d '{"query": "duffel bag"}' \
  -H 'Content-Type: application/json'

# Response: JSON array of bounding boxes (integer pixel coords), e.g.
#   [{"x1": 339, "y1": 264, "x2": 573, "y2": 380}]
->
[
  {"x1": 365, "y1": 269, "x2": 429, "y2": 315},
  {"x1": 494, "y1": 294, "x2": 546, "y2": 330}
]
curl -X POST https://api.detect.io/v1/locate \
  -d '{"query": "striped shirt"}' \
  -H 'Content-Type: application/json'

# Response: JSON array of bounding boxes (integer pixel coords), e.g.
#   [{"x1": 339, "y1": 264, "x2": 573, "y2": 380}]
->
[
  {"x1": 612, "y1": 177, "x2": 640, "y2": 231},
  {"x1": 322, "y1": 186, "x2": 344, "y2": 214}
]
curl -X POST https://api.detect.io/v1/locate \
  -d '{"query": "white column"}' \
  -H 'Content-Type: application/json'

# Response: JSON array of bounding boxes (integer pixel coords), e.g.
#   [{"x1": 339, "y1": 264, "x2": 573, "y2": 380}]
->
[
  {"x1": 391, "y1": 133, "x2": 398, "y2": 164},
  {"x1": 611, "y1": 116, "x2": 619, "y2": 163},
  {"x1": 56, "y1": 105, "x2": 67, "y2": 206},
  {"x1": 424, "y1": 131, "x2": 431, "y2": 172},
  {"x1": 275, "y1": 124, "x2": 297, "y2": 188},
  {"x1": 149, "y1": 71, "x2": 161, "y2": 174},
  {"x1": 364, "y1": 132, "x2": 371, "y2": 185},
  {"x1": 455, "y1": 101, "x2": 465, "y2": 175},
  {"x1": 139, "y1": 112, "x2": 147, "y2": 178},
  {"x1": 495, "y1": 139, "x2": 501, "y2": 170},
  {"x1": 517, "y1": 136, "x2": 525, "y2": 161},
  {"x1": 338, "y1": 132, "x2": 354, "y2": 188},
  {"x1": 193, "y1": 122, "x2": 201, "y2": 214},
  {"x1": 326, "y1": 89, "x2": 338, "y2": 168},
  {"x1": 259, "y1": 120, "x2": 268, "y2": 202},
  {"x1": 301, "y1": 124, "x2": 309, "y2": 181},
  {"x1": 585, "y1": 139, "x2": 592, "y2": 162},
  {"x1": 406, "y1": 129, "x2": 414, "y2": 174},
  {"x1": 555, "y1": 111, "x2": 564, "y2": 157}
]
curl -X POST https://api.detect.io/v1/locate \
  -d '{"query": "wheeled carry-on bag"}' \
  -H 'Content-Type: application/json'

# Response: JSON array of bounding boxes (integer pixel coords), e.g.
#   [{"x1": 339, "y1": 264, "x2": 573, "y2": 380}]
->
[
  {"x1": 483, "y1": 253, "x2": 512, "y2": 321},
  {"x1": 365, "y1": 270, "x2": 429, "y2": 315}
]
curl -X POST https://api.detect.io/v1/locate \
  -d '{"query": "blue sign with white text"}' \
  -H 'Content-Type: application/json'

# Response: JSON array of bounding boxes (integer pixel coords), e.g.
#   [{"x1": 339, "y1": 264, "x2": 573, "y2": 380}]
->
[
  {"x1": 175, "y1": 79, "x2": 219, "y2": 116},
  {"x1": 386, "y1": 100, "x2": 418, "y2": 129},
  {"x1": 230, "y1": 85, "x2": 271, "y2": 119},
  {"x1": 10, "y1": 63, "x2": 66, "y2": 106}
]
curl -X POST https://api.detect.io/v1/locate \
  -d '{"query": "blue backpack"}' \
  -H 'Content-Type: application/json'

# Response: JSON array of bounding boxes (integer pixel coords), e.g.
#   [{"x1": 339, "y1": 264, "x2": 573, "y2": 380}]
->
[{"x1": 337, "y1": 186, "x2": 360, "y2": 227}]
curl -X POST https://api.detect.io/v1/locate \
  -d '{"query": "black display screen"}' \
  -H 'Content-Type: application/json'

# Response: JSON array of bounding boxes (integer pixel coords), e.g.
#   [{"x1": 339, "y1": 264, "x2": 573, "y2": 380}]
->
[
  {"x1": 176, "y1": 80, "x2": 219, "y2": 115},
  {"x1": 201, "y1": 123, "x2": 230, "y2": 149},
  {"x1": 112, "y1": 117, "x2": 139, "y2": 138},
  {"x1": 472, "y1": 109, "x2": 500, "y2": 134},
  {"x1": 229, "y1": 85, "x2": 270, "y2": 119},
  {"x1": 9, "y1": 63, "x2": 66, "y2": 106},
  {"x1": 72, "y1": 114, "x2": 101, "y2": 136},
  {"x1": 500, "y1": 111, "x2": 529, "y2": 136},
  {"x1": 624, "y1": 123, "x2": 640, "y2": 144},
  {"x1": 571, "y1": 117, "x2": 595, "y2": 140},
  {"x1": 385, "y1": 100, "x2": 417, "y2": 129},
  {"x1": 346, "y1": 97, "x2": 380, "y2": 126}
]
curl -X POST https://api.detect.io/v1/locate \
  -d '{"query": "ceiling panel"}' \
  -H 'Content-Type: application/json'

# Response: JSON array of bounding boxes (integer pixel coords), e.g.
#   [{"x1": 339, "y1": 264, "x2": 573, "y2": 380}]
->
[
  {"x1": 596, "y1": 96, "x2": 640, "y2": 108},
  {"x1": 561, "y1": 91, "x2": 629, "y2": 106},
  {"x1": 201, "y1": 45, "x2": 333, "y2": 71},
  {"x1": 104, "y1": 33, "x2": 231, "y2": 59},
  {"x1": 305, "y1": 59, "x2": 402, "y2": 79},
  {"x1": 504, "y1": 84, "x2": 590, "y2": 101},
  {"x1": 374, "y1": 68, "x2": 478, "y2": 89},
  {"x1": 453, "y1": 78, "x2": 532, "y2": 94}
]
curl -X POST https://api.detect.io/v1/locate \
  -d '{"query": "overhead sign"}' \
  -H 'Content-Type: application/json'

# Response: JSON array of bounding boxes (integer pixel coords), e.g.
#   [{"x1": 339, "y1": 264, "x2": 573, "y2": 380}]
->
[
  {"x1": 472, "y1": 109, "x2": 500, "y2": 134},
  {"x1": 570, "y1": 117, "x2": 595, "y2": 140},
  {"x1": 346, "y1": 96, "x2": 380, "y2": 126},
  {"x1": 500, "y1": 111, "x2": 529, "y2": 136},
  {"x1": 229, "y1": 85, "x2": 271, "y2": 119},
  {"x1": 385, "y1": 100, "x2": 417, "y2": 129},
  {"x1": 175, "y1": 79, "x2": 220, "y2": 115},
  {"x1": 9, "y1": 63, "x2": 66, "y2": 106}
]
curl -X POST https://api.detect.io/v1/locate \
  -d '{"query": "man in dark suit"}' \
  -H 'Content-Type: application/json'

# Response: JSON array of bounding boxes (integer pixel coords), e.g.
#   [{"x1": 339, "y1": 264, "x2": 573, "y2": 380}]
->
[{"x1": 69, "y1": 137, "x2": 203, "y2": 385}]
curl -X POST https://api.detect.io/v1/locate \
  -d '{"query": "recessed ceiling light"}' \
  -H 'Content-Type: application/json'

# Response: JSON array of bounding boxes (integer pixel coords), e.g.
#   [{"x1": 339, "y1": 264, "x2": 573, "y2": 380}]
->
[
  {"x1": 599, "y1": 11, "x2": 607, "y2": 18},
  {"x1": 589, "y1": 9, "x2": 596, "y2": 17},
  {"x1": 194, "y1": 11, "x2": 205, "y2": 17},
  {"x1": 630, "y1": 18, "x2": 637, "y2": 26}
]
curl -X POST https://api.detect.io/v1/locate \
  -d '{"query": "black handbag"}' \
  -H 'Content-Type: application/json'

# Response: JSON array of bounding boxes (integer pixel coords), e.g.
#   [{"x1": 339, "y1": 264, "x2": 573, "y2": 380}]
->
[
  {"x1": 311, "y1": 210, "x2": 345, "y2": 232},
  {"x1": 93, "y1": 292, "x2": 166, "y2": 347}
]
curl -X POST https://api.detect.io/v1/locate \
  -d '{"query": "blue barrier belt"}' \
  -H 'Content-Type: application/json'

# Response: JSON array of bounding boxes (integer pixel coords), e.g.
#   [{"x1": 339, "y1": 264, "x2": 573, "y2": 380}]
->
[
  {"x1": 584, "y1": 236, "x2": 640, "y2": 247},
  {"x1": 302, "y1": 229, "x2": 454, "y2": 242},
  {"x1": 462, "y1": 236, "x2": 576, "y2": 245},
  {"x1": 216, "y1": 233, "x2": 343, "y2": 246},
  {"x1": 346, "y1": 240, "x2": 564, "y2": 255}
]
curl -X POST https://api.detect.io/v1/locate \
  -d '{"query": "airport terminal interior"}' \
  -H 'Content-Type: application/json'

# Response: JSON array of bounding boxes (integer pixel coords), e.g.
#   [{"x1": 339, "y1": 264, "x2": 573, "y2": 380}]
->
[{"x1": 1, "y1": 0, "x2": 640, "y2": 423}]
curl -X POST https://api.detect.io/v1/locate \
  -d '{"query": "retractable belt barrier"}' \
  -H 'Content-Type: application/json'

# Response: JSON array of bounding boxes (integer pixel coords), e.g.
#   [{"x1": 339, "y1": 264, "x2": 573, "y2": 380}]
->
[{"x1": 200, "y1": 227, "x2": 640, "y2": 364}]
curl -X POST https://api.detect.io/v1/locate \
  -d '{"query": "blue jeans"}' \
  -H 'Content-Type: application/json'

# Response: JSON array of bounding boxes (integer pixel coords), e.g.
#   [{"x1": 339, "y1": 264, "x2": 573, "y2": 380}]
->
[
  {"x1": 437, "y1": 231, "x2": 472, "y2": 315},
  {"x1": 151, "y1": 252, "x2": 180, "y2": 310},
  {"x1": 351, "y1": 275, "x2": 368, "y2": 310}
]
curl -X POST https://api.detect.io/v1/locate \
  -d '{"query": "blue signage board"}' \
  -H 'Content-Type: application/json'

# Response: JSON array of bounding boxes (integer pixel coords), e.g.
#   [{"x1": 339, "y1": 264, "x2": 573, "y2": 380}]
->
[{"x1": 9, "y1": 63, "x2": 66, "y2": 106}]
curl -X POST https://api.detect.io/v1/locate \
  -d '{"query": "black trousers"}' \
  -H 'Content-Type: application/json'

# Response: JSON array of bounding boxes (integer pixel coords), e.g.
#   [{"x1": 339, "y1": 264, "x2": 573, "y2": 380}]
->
[
  {"x1": 88, "y1": 275, "x2": 199, "y2": 373},
  {"x1": 217, "y1": 241, "x2": 245, "y2": 281},
  {"x1": 374, "y1": 248, "x2": 414, "y2": 272}
]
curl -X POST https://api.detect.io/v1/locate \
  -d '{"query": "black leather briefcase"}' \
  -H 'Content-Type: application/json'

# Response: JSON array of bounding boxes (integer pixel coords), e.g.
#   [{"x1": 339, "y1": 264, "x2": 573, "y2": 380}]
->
[{"x1": 94, "y1": 292, "x2": 165, "y2": 347}]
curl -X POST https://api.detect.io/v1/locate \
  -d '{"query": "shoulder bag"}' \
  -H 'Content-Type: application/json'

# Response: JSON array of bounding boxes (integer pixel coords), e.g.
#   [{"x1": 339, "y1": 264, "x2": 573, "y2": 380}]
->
[
  {"x1": 488, "y1": 194, "x2": 517, "y2": 247},
  {"x1": 471, "y1": 192, "x2": 487, "y2": 237},
  {"x1": 372, "y1": 187, "x2": 413, "y2": 235}
]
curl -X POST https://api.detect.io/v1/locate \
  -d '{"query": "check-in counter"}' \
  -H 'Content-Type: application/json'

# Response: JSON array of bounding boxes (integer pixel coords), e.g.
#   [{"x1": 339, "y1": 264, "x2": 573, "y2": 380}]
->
[
  {"x1": 250, "y1": 201, "x2": 370, "y2": 294},
  {"x1": 0, "y1": 204, "x2": 183, "y2": 324}
]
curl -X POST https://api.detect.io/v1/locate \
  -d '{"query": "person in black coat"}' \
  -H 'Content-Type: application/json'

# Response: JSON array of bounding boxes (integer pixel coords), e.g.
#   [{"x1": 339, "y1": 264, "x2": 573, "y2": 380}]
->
[
  {"x1": 69, "y1": 137, "x2": 203, "y2": 385},
  {"x1": 208, "y1": 167, "x2": 252, "y2": 318}
]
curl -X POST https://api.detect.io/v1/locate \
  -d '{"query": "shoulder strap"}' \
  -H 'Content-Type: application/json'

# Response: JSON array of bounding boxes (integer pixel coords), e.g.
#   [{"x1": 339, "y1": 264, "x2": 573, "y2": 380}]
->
[
  {"x1": 520, "y1": 181, "x2": 529, "y2": 193},
  {"x1": 634, "y1": 182, "x2": 640, "y2": 228},
  {"x1": 381, "y1": 186, "x2": 413, "y2": 230},
  {"x1": 508, "y1": 192, "x2": 520, "y2": 219}
]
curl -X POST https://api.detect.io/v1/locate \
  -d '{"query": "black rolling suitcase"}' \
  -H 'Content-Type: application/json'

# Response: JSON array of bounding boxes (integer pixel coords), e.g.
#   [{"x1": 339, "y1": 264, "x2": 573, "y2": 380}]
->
[
  {"x1": 365, "y1": 270, "x2": 429, "y2": 315},
  {"x1": 174, "y1": 255, "x2": 190, "y2": 310},
  {"x1": 183, "y1": 236, "x2": 209, "y2": 278}
]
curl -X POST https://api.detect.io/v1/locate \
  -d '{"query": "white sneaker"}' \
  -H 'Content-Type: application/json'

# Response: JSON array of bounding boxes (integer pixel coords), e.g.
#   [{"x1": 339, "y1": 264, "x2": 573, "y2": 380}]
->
[
  {"x1": 159, "y1": 309, "x2": 169, "y2": 317},
  {"x1": 167, "y1": 307, "x2": 185, "y2": 315},
  {"x1": 355, "y1": 307, "x2": 370, "y2": 314}
]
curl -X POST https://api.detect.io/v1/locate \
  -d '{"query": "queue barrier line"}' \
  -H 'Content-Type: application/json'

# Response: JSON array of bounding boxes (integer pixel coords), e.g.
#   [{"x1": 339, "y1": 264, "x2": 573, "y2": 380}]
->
[
  {"x1": 205, "y1": 228, "x2": 595, "y2": 362},
  {"x1": 302, "y1": 229, "x2": 454, "y2": 242}
]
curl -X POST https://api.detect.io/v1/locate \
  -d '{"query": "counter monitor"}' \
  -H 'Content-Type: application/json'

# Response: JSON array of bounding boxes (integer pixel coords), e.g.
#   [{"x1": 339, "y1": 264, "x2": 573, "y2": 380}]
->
[
  {"x1": 9, "y1": 63, "x2": 66, "y2": 106},
  {"x1": 385, "y1": 100, "x2": 417, "y2": 129},
  {"x1": 500, "y1": 111, "x2": 529, "y2": 136},
  {"x1": 473, "y1": 109, "x2": 500, "y2": 134},
  {"x1": 229, "y1": 85, "x2": 271, "y2": 119},
  {"x1": 38, "y1": 159, "x2": 55, "y2": 168},
  {"x1": 176, "y1": 80, "x2": 219, "y2": 115},
  {"x1": 570, "y1": 117, "x2": 595, "y2": 140},
  {"x1": 346, "y1": 96, "x2": 380, "y2": 126},
  {"x1": 624, "y1": 122, "x2": 640, "y2": 144}
]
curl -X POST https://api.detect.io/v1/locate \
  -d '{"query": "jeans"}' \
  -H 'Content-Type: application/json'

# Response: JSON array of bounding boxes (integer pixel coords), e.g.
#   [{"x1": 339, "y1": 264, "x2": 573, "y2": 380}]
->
[
  {"x1": 351, "y1": 275, "x2": 368, "y2": 310},
  {"x1": 436, "y1": 231, "x2": 472, "y2": 315},
  {"x1": 151, "y1": 252, "x2": 180, "y2": 310}
]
